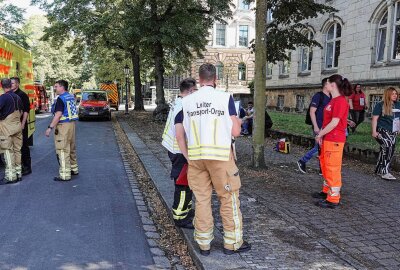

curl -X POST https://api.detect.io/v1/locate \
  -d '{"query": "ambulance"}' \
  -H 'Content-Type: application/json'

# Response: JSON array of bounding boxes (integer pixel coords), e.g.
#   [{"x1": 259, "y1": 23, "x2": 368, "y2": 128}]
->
[{"x1": 0, "y1": 35, "x2": 36, "y2": 140}]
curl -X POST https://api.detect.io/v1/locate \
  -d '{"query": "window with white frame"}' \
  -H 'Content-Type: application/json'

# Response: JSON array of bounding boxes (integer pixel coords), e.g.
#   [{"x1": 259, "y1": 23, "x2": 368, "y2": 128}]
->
[
  {"x1": 215, "y1": 24, "x2": 226, "y2": 46},
  {"x1": 393, "y1": 2, "x2": 400, "y2": 60},
  {"x1": 280, "y1": 53, "x2": 291, "y2": 75},
  {"x1": 376, "y1": 12, "x2": 388, "y2": 62},
  {"x1": 239, "y1": 0, "x2": 250, "y2": 10},
  {"x1": 296, "y1": 95, "x2": 305, "y2": 112},
  {"x1": 216, "y1": 62, "x2": 224, "y2": 81},
  {"x1": 266, "y1": 62, "x2": 273, "y2": 77},
  {"x1": 239, "y1": 25, "x2": 249, "y2": 47},
  {"x1": 277, "y1": 95, "x2": 284, "y2": 110},
  {"x1": 369, "y1": 95, "x2": 383, "y2": 115},
  {"x1": 373, "y1": 1, "x2": 400, "y2": 63},
  {"x1": 267, "y1": 9, "x2": 274, "y2": 23},
  {"x1": 238, "y1": 63, "x2": 246, "y2": 81},
  {"x1": 325, "y1": 23, "x2": 341, "y2": 69},
  {"x1": 300, "y1": 31, "x2": 314, "y2": 72}
]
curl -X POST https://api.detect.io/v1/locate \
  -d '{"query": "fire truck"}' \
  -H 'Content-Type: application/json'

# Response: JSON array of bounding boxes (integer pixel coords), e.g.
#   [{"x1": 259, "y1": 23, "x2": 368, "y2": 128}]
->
[
  {"x1": 0, "y1": 35, "x2": 36, "y2": 139},
  {"x1": 33, "y1": 82, "x2": 49, "y2": 113}
]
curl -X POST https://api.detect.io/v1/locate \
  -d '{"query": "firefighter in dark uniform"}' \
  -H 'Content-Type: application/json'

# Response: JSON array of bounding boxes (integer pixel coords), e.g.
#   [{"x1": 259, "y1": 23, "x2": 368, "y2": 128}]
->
[
  {"x1": 45, "y1": 80, "x2": 79, "y2": 181},
  {"x1": 0, "y1": 78, "x2": 23, "y2": 184},
  {"x1": 162, "y1": 78, "x2": 197, "y2": 228},
  {"x1": 11, "y1": 77, "x2": 32, "y2": 175}
]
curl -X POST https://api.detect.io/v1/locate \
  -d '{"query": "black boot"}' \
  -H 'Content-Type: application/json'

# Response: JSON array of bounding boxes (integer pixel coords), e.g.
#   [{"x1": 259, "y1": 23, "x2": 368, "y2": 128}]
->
[
  {"x1": 223, "y1": 241, "x2": 251, "y2": 255},
  {"x1": 22, "y1": 166, "x2": 32, "y2": 176},
  {"x1": 311, "y1": 192, "x2": 327, "y2": 199},
  {"x1": 54, "y1": 177, "x2": 71, "y2": 182},
  {"x1": 315, "y1": 199, "x2": 339, "y2": 209},
  {"x1": 199, "y1": 249, "x2": 210, "y2": 256}
]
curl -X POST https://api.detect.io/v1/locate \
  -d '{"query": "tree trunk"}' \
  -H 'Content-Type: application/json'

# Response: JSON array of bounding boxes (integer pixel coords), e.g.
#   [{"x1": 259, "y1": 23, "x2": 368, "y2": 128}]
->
[
  {"x1": 153, "y1": 40, "x2": 169, "y2": 121},
  {"x1": 131, "y1": 50, "x2": 144, "y2": 111},
  {"x1": 154, "y1": 41, "x2": 166, "y2": 106},
  {"x1": 252, "y1": 0, "x2": 267, "y2": 168}
]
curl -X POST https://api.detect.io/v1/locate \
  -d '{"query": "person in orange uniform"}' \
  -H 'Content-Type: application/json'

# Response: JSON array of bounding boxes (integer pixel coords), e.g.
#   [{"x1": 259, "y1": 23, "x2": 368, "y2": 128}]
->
[{"x1": 313, "y1": 74, "x2": 352, "y2": 209}]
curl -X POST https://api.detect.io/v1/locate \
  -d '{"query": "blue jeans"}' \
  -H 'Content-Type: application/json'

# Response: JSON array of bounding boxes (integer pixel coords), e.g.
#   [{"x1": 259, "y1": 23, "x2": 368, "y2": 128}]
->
[{"x1": 300, "y1": 142, "x2": 319, "y2": 163}]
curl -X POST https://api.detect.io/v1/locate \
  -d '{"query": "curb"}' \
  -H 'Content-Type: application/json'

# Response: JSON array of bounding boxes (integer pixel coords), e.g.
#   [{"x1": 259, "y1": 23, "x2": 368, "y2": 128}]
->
[
  {"x1": 114, "y1": 124, "x2": 171, "y2": 269},
  {"x1": 118, "y1": 118, "x2": 250, "y2": 270}
]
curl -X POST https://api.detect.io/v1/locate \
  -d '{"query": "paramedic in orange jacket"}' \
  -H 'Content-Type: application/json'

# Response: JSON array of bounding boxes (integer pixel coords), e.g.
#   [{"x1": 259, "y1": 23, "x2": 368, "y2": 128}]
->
[{"x1": 313, "y1": 74, "x2": 353, "y2": 209}]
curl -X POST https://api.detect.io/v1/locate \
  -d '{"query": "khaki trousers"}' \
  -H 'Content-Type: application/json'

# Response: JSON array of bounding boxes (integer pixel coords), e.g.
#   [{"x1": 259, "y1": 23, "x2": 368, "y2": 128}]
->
[
  {"x1": 188, "y1": 158, "x2": 243, "y2": 251},
  {"x1": 54, "y1": 122, "x2": 78, "y2": 180},
  {"x1": 0, "y1": 111, "x2": 23, "y2": 182}
]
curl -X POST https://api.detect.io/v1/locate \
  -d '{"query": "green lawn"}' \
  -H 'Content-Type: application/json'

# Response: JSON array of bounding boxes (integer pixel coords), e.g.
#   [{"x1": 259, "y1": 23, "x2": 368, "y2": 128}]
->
[{"x1": 268, "y1": 111, "x2": 396, "y2": 152}]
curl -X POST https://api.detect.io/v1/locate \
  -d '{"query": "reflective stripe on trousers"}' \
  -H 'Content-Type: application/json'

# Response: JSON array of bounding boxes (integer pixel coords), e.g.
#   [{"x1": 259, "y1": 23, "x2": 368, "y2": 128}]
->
[
  {"x1": 320, "y1": 140, "x2": 344, "y2": 204},
  {"x1": 188, "y1": 158, "x2": 244, "y2": 251},
  {"x1": 172, "y1": 185, "x2": 193, "y2": 221}
]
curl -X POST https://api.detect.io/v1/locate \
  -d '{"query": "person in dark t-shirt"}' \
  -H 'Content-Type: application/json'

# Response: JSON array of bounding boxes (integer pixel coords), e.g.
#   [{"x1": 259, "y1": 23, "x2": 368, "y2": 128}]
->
[
  {"x1": 0, "y1": 78, "x2": 23, "y2": 184},
  {"x1": 11, "y1": 77, "x2": 32, "y2": 175},
  {"x1": 297, "y1": 78, "x2": 331, "y2": 174}
]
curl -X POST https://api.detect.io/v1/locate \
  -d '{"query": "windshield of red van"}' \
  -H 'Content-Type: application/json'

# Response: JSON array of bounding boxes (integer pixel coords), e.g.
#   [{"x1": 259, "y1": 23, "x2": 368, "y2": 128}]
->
[{"x1": 82, "y1": 92, "x2": 107, "y2": 101}]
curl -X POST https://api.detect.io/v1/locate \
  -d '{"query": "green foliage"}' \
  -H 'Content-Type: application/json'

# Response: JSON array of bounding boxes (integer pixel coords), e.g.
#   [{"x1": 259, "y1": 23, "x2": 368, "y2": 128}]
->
[
  {"x1": 32, "y1": 0, "x2": 232, "y2": 87},
  {"x1": 268, "y1": 111, "x2": 400, "y2": 153},
  {"x1": 249, "y1": 0, "x2": 336, "y2": 63},
  {"x1": 248, "y1": 80, "x2": 254, "y2": 95},
  {"x1": 0, "y1": 0, "x2": 29, "y2": 48},
  {"x1": 21, "y1": 15, "x2": 87, "y2": 88}
]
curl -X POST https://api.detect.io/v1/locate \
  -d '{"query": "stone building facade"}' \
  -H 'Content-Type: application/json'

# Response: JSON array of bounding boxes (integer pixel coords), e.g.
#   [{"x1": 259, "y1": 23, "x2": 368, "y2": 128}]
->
[
  {"x1": 265, "y1": 0, "x2": 400, "y2": 115},
  {"x1": 189, "y1": 0, "x2": 256, "y2": 94}
]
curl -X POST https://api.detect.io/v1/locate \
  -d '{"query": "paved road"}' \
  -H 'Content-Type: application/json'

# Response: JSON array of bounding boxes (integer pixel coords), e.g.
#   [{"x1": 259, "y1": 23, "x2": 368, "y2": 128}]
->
[{"x1": 0, "y1": 114, "x2": 154, "y2": 270}]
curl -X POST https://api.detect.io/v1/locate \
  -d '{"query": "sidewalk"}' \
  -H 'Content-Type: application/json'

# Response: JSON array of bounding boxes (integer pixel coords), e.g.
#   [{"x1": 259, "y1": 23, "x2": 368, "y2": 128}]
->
[{"x1": 120, "y1": 112, "x2": 400, "y2": 270}]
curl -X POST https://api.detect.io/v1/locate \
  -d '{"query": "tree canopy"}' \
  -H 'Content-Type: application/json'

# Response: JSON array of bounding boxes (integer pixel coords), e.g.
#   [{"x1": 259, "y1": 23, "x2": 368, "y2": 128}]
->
[
  {"x1": 248, "y1": 0, "x2": 336, "y2": 63},
  {"x1": 32, "y1": 0, "x2": 233, "y2": 114},
  {"x1": 0, "y1": 0, "x2": 28, "y2": 48},
  {"x1": 21, "y1": 15, "x2": 88, "y2": 88}
]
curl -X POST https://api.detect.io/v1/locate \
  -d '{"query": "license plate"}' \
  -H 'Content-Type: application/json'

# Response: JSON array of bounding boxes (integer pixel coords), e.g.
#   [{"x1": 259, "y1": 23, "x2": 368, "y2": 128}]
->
[{"x1": 89, "y1": 112, "x2": 98, "y2": 115}]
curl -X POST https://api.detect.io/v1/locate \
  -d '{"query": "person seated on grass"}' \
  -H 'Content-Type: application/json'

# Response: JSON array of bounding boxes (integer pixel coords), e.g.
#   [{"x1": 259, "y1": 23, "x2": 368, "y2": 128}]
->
[{"x1": 241, "y1": 102, "x2": 254, "y2": 135}]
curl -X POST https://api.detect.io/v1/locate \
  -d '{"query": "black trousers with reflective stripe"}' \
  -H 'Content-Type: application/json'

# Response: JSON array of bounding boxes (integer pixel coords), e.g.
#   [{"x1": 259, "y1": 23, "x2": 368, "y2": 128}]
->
[
  {"x1": 172, "y1": 180, "x2": 193, "y2": 224},
  {"x1": 21, "y1": 124, "x2": 31, "y2": 169}
]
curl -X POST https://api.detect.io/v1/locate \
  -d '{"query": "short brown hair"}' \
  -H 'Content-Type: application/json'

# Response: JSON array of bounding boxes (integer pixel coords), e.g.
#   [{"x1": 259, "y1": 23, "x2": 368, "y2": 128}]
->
[
  {"x1": 1, "y1": 78, "x2": 12, "y2": 89},
  {"x1": 199, "y1": 63, "x2": 216, "y2": 81}
]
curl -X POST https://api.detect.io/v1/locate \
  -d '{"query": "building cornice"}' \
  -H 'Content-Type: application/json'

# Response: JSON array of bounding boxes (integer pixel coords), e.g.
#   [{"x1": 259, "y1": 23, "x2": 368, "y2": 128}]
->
[{"x1": 265, "y1": 78, "x2": 400, "y2": 90}]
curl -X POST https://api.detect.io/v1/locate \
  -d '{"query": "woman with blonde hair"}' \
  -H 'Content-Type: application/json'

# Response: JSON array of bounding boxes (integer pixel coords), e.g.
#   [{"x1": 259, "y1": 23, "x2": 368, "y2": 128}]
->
[{"x1": 371, "y1": 87, "x2": 400, "y2": 180}]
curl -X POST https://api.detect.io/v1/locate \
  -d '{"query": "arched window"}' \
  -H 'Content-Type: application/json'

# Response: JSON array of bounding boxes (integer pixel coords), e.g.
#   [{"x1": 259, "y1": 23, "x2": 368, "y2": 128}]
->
[
  {"x1": 266, "y1": 62, "x2": 273, "y2": 77},
  {"x1": 393, "y1": 1, "x2": 400, "y2": 60},
  {"x1": 238, "y1": 0, "x2": 249, "y2": 10},
  {"x1": 216, "y1": 62, "x2": 224, "y2": 81},
  {"x1": 376, "y1": 12, "x2": 388, "y2": 62},
  {"x1": 279, "y1": 52, "x2": 291, "y2": 75},
  {"x1": 325, "y1": 23, "x2": 342, "y2": 69},
  {"x1": 238, "y1": 63, "x2": 246, "y2": 81},
  {"x1": 300, "y1": 31, "x2": 314, "y2": 72},
  {"x1": 373, "y1": 1, "x2": 400, "y2": 63}
]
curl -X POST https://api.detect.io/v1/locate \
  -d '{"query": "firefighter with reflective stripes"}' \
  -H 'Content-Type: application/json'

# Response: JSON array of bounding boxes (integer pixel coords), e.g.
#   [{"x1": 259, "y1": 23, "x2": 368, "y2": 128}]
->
[
  {"x1": 175, "y1": 63, "x2": 251, "y2": 256},
  {"x1": 162, "y1": 78, "x2": 197, "y2": 229},
  {"x1": 0, "y1": 78, "x2": 23, "y2": 184},
  {"x1": 45, "y1": 80, "x2": 79, "y2": 181},
  {"x1": 11, "y1": 77, "x2": 32, "y2": 176}
]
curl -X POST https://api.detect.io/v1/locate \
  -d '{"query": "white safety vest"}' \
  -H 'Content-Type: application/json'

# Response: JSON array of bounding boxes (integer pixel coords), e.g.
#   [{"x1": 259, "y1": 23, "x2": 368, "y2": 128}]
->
[
  {"x1": 182, "y1": 86, "x2": 233, "y2": 161},
  {"x1": 162, "y1": 97, "x2": 183, "y2": 154}
]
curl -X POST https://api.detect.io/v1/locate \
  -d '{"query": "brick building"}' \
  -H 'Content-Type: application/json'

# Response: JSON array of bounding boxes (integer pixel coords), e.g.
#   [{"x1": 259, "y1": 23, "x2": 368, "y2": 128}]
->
[{"x1": 265, "y1": 0, "x2": 400, "y2": 114}]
